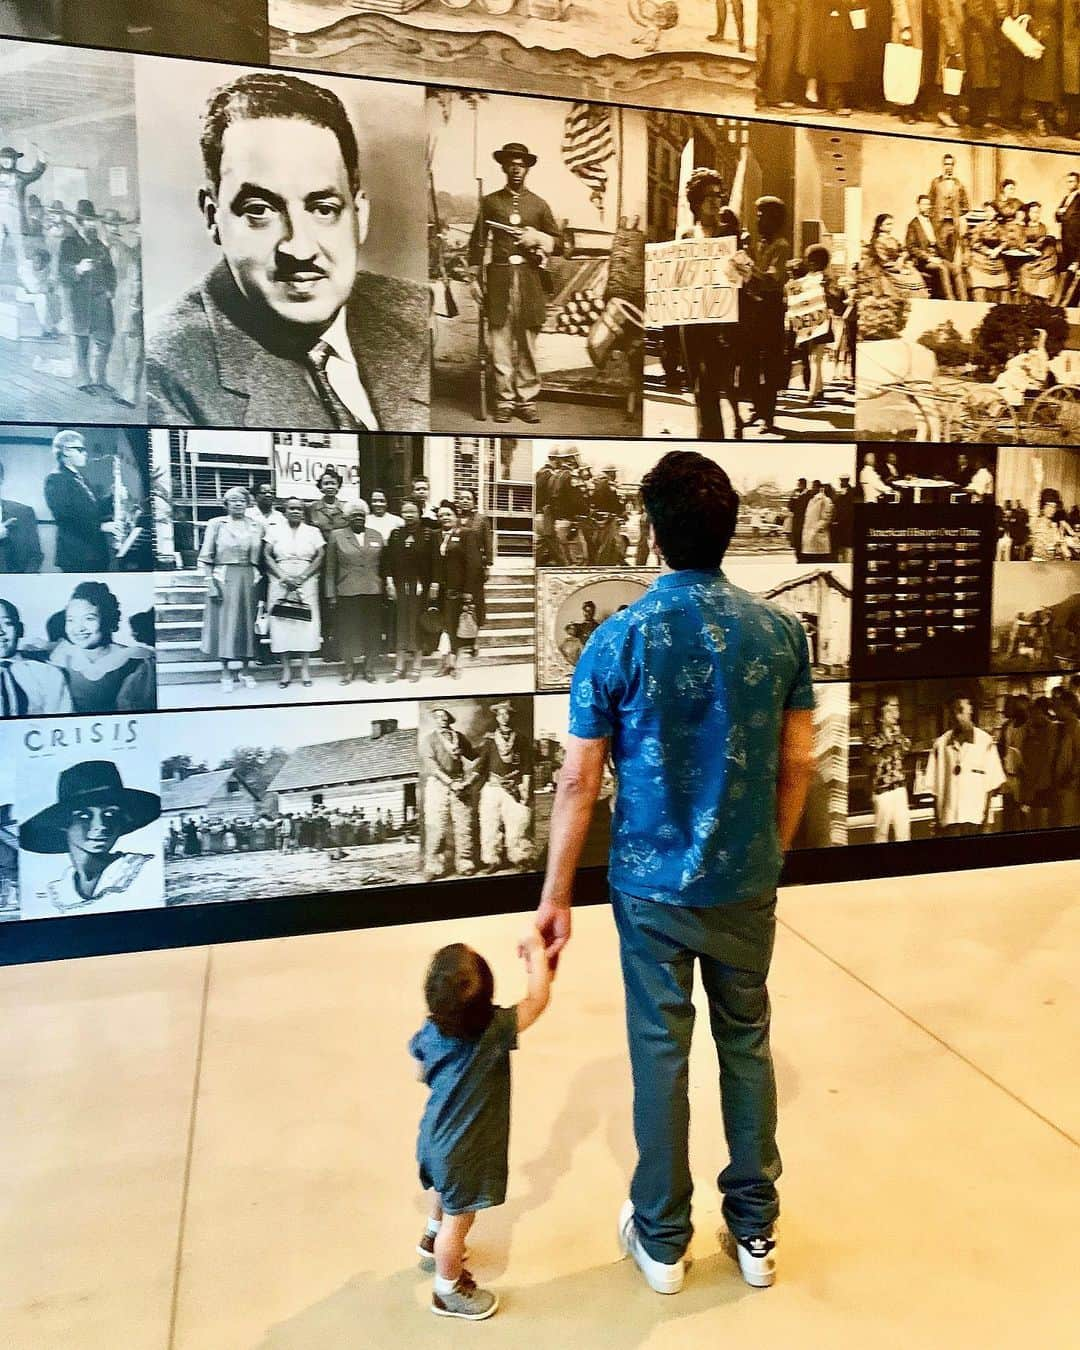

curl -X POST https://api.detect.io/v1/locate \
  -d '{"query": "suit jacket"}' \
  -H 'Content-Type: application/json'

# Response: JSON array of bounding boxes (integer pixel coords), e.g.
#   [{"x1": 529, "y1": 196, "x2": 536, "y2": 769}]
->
[
  {"x1": 147, "y1": 260, "x2": 430, "y2": 431},
  {"x1": 0, "y1": 498, "x2": 43, "y2": 573},
  {"x1": 381, "y1": 523, "x2": 435, "y2": 589},
  {"x1": 904, "y1": 215, "x2": 941, "y2": 267},
  {"x1": 1057, "y1": 191, "x2": 1080, "y2": 261},
  {"x1": 469, "y1": 187, "x2": 562, "y2": 330},
  {"x1": 325, "y1": 527, "x2": 384, "y2": 599},
  {"x1": 928, "y1": 175, "x2": 970, "y2": 229},
  {"x1": 433, "y1": 528, "x2": 483, "y2": 597},
  {"x1": 57, "y1": 232, "x2": 115, "y2": 340},
  {"x1": 43, "y1": 469, "x2": 110, "y2": 572}
]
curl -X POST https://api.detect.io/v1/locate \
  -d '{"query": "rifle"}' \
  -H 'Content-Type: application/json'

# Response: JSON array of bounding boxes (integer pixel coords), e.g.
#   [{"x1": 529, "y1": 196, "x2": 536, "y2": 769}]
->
[{"x1": 476, "y1": 172, "x2": 488, "y2": 421}]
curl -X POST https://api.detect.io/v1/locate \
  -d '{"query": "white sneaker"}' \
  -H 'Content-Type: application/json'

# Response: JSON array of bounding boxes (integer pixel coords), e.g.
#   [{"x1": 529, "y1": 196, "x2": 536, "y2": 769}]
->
[
  {"x1": 618, "y1": 1200, "x2": 685, "y2": 1294},
  {"x1": 721, "y1": 1227, "x2": 776, "y2": 1288}
]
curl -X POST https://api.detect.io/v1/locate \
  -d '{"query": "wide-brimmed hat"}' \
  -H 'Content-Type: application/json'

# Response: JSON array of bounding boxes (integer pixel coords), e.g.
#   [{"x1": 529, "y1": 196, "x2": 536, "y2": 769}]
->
[
  {"x1": 74, "y1": 199, "x2": 99, "y2": 221},
  {"x1": 47, "y1": 199, "x2": 68, "y2": 216},
  {"x1": 0, "y1": 146, "x2": 22, "y2": 160},
  {"x1": 428, "y1": 706, "x2": 457, "y2": 724},
  {"x1": 20, "y1": 760, "x2": 161, "y2": 855},
  {"x1": 489, "y1": 700, "x2": 515, "y2": 716},
  {"x1": 494, "y1": 142, "x2": 537, "y2": 168}
]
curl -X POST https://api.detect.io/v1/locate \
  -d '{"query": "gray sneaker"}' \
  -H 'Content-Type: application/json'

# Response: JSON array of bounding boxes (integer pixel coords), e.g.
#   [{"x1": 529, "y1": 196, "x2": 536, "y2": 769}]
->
[{"x1": 430, "y1": 1270, "x2": 499, "y2": 1321}]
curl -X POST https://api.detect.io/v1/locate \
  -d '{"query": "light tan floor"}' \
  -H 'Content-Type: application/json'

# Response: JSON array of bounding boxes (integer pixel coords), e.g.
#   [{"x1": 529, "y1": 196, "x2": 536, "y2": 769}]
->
[{"x1": 1, "y1": 860, "x2": 1078, "y2": 1349}]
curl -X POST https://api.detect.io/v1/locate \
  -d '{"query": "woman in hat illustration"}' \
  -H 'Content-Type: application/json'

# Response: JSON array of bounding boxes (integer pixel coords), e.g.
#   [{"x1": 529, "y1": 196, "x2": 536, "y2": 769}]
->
[{"x1": 20, "y1": 760, "x2": 161, "y2": 915}]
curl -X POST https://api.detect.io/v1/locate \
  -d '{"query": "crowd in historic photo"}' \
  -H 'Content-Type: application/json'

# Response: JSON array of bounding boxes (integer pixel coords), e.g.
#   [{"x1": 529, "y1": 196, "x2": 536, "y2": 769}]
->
[
  {"x1": 849, "y1": 674, "x2": 1080, "y2": 844},
  {"x1": 0, "y1": 42, "x2": 144, "y2": 423},
  {"x1": 645, "y1": 118, "x2": 856, "y2": 442},
  {"x1": 138, "y1": 61, "x2": 429, "y2": 431}
]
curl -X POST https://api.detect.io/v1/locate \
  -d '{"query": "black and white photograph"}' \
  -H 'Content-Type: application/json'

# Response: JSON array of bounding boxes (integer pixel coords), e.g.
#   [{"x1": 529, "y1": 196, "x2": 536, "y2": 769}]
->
[
  {"x1": 138, "y1": 60, "x2": 429, "y2": 431},
  {"x1": 532, "y1": 692, "x2": 612, "y2": 870},
  {"x1": 161, "y1": 702, "x2": 422, "y2": 906},
  {"x1": 856, "y1": 296, "x2": 1080, "y2": 445},
  {"x1": 853, "y1": 501, "x2": 995, "y2": 681},
  {"x1": 417, "y1": 696, "x2": 536, "y2": 882},
  {"x1": 991, "y1": 561, "x2": 1080, "y2": 672},
  {"x1": 726, "y1": 560, "x2": 852, "y2": 679},
  {"x1": 0, "y1": 723, "x2": 17, "y2": 919},
  {"x1": 428, "y1": 89, "x2": 645, "y2": 437},
  {"x1": 156, "y1": 430, "x2": 535, "y2": 707},
  {"x1": 0, "y1": 571, "x2": 156, "y2": 718},
  {"x1": 270, "y1": 0, "x2": 757, "y2": 117},
  {"x1": 14, "y1": 712, "x2": 164, "y2": 919},
  {"x1": 848, "y1": 673, "x2": 1080, "y2": 845},
  {"x1": 721, "y1": 445, "x2": 857, "y2": 560},
  {"x1": 995, "y1": 447, "x2": 1080, "y2": 560},
  {"x1": 644, "y1": 118, "x2": 857, "y2": 442},
  {"x1": 859, "y1": 142, "x2": 1080, "y2": 309},
  {"x1": 0, "y1": 1, "x2": 268, "y2": 61},
  {"x1": 0, "y1": 40, "x2": 145, "y2": 424},
  {"x1": 0, "y1": 424, "x2": 153, "y2": 574},
  {"x1": 855, "y1": 444, "x2": 998, "y2": 505},
  {"x1": 791, "y1": 681, "x2": 849, "y2": 850},
  {"x1": 536, "y1": 567, "x2": 656, "y2": 689}
]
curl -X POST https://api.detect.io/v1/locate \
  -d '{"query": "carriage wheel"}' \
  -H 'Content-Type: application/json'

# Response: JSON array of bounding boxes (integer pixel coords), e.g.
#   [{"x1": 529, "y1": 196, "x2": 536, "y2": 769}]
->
[
  {"x1": 948, "y1": 389, "x2": 1019, "y2": 444},
  {"x1": 1027, "y1": 386, "x2": 1080, "y2": 445}
]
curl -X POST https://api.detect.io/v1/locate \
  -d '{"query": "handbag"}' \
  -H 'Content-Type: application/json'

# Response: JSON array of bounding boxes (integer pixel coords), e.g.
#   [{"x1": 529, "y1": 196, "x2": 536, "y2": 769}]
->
[
  {"x1": 883, "y1": 42, "x2": 923, "y2": 105},
  {"x1": 1000, "y1": 13, "x2": 1044, "y2": 60},
  {"x1": 457, "y1": 602, "x2": 479, "y2": 642},
  {"x1": 254, "y1": 601, "x2": 270, "y2": 637},
  {"x1": 270, "y1": 597, "x2": 313, "y2": 623}
]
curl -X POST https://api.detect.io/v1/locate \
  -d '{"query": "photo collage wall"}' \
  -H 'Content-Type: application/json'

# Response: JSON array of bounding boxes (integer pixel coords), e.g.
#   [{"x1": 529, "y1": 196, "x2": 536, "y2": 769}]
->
[{"x1": 0, "y1": 14, "x2": 1079, "y2": 933}]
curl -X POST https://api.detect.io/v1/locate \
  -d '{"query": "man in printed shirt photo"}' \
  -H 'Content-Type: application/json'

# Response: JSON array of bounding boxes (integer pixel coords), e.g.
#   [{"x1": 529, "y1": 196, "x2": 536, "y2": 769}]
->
[
  {"x1": 534, "y1": 450, "x2": 816, "y2": 1297},
  {"x1": 866, "y1": 692, "x2": 912, "y2": 843}
]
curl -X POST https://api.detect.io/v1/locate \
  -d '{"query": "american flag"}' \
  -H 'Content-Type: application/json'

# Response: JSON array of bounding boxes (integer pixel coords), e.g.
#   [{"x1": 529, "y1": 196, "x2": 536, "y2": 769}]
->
[{"x1": 561, "y1": 103, "x2": 615, "y2": 210}]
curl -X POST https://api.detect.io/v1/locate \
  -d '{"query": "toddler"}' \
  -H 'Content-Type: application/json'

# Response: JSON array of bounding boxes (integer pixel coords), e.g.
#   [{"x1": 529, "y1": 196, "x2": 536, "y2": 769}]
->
[{"x1": 409, "y1": 929, "x2": 552, "y2": 1320}]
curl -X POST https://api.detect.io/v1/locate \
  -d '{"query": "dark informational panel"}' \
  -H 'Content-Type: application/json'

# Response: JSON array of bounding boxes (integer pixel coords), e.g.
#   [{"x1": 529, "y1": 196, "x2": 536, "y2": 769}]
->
[{"x1": 0, "y1": 11, "x2": 1078, "y2": 962}]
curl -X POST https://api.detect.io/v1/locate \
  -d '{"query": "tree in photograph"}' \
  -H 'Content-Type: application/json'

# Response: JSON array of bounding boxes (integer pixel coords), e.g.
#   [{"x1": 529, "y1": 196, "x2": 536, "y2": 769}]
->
[
  {"x1": 917, "y1": 319, "x2": 971, "y2": 369},
  {"x1": 856, "y1": 290, "x2": 911, "y2": 342},
  {"x1": 972, "y1": 300, "x2": 1069, "y2": 378}
]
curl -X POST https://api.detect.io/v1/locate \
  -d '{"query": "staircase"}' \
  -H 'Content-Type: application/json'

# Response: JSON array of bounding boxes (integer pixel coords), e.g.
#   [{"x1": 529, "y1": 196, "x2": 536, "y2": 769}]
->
[{"x1": 154, "y1": 569, "x2": 536, "y2": 684}]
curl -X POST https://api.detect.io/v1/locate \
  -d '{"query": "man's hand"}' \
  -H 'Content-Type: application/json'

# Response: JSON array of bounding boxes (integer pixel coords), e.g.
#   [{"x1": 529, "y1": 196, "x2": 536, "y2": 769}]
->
[{"x1": 534, "y1": 894, "x2": 571, "y2": 973}]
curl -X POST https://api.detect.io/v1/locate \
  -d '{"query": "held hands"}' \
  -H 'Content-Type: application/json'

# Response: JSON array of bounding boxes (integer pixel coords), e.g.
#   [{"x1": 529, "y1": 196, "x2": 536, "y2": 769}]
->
[
  {"x1": 533, "y1": 893, "x2": 572, "y2": 974},
  {"x1": 517, "y1": 925, "x2": 549, "y2": 973}
]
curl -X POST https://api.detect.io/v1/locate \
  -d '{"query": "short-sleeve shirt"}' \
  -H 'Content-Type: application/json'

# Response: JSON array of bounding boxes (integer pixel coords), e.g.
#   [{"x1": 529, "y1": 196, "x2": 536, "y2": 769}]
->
[
  {"x1": 568, "y1": 568, "x2": 814, "y2": 907},
  {"x1": 409, "y1": 1006, "x2": 518, "y2": 1214}
]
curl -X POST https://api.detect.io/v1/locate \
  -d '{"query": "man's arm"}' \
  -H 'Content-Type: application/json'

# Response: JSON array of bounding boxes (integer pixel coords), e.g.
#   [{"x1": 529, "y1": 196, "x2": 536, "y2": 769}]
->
[
  {"x1": 535, "y1": 734, "x2": 607, "y2": 968},
  {"x1": 776, "y1": 709, "x2": 816, "y2": 852}
]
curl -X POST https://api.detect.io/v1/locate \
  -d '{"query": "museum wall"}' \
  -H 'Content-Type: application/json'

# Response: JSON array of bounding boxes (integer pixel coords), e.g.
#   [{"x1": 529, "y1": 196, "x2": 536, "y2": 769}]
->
[{"x1": 0, "y1": 6, "x2": 1078, "y2": 963}]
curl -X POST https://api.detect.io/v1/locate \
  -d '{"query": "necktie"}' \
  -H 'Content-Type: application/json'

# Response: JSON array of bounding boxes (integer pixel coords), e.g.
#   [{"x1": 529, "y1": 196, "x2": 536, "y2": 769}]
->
[
  {"x1": 307, "y1": 340, "x2": 364, "y2": 431},
  {"x1": 0, "y1": 661, "x2": 28, "y2": 718}
]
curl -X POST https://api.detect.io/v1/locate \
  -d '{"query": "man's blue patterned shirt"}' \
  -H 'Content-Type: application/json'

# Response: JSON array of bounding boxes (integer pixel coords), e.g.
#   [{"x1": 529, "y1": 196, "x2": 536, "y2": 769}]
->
[{"x1": 568, "y1": 568, "x2": 815, "y2": 906}]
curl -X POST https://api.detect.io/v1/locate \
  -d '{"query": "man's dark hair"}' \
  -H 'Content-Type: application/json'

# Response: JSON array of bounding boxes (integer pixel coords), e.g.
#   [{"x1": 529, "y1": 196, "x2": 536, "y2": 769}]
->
[
  {"x1": 640, "y1": 451, "x2": 739, "y2": 570},
  {"x1": 424, "y1": 944, "x2": 495, "y2": 1040},
  {"x1": 685, "y1": 167, "x2": 725, "y2": 221},
  {"x1": 804, "y1": 243, "x2": 831, "y2": 272},
  {"x1": 201, "y1": 72, "x2": 361, "y2": 195}
]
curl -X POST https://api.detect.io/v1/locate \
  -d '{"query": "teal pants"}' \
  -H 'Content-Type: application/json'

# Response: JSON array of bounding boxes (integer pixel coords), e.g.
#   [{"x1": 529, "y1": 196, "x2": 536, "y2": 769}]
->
[{"x1": 612, "y1": 885, "x2": 781, "y2": 1263}]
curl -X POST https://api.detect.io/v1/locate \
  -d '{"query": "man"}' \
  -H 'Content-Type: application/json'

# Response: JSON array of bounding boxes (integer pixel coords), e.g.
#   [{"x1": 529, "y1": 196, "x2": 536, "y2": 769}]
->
[
  {"x1": 410, "y1": 475, "x2": 438, "y2": 525},
  {"x1": 865, "y1": 693, "x2": 912, "y2": 842},
  {"x1": 476, "y1": 700, "x2": 533, "y2": 873},
  {"x1": 469, "y1": 142, "x2": 562, "y2": 425},
  {"x1": 58, "y1": 200, "x2": 118, "y2": 399},
  {"x1": 0, "y1": 459, "x2": 44, "y2": 574},
  {"x1": 535, "y1": 449, "x2": 816, "y2": 1296},
  {"x1": 965, "y1": 455, "x2": 994, "y2": 501},
  {"x1": 1052, "y1": 689, "x2": 1080, "y2": 829},
  {"x1": 742, "y1": 196, "x2": 791, "y2": 436},
  {"x1": 800, "y1": 481, "x2": 834, "y2": 561},
  {"x1": 831, "y1": 474, "x2": 855, "y2": 563},
  {"x1": 147, "y1": 72, "x2": 429, "y2": 430},
  {"x1": 0, "y1": 599, "x2": 73, "y2": 716},
  {"x1": 927, "y1": 694, "x2": 1006, "y2": 835},
  {"x1": 246, "y1": 483, "x2": 287, "y2": 539},
  {"x1": 1055, "y1": 172, "x2": 1080, "y2": 293},
  {"x1": 904, "y1": 194, "x2": 956, "y2": 299},
  {"x1": 420, "y1": 706, "x2": 477, "y2": 879},
  {"x1": 98, "y1": 209, "x2": 142, "y2": 408},
  {"x1": 927, "y1": 155, "x2": 969, "y2": 301},
  {"x1": 577, "y1": 600, "x2": 599, "y2": 641},
  {"x1": 787, "y1": 477, "x2": 809, "y2": 561},
  {"x1": 859, "y1": 451, "x2": 887, "y2": 504},
  {"x1": 0, "y1": 142, "x2": 46, "y2": 268}
]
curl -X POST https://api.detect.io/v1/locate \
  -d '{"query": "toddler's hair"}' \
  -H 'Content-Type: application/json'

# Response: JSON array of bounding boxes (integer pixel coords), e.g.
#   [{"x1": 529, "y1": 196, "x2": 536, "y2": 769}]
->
[{"x1": 424, "y1": 943, "x2": 495, "y2": 1040}]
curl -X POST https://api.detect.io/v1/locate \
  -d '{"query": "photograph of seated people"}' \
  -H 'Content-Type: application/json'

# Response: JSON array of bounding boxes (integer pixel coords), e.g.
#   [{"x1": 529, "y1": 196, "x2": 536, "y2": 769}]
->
[
  {"x1": 861, "y1": 147, "x2": 1080, "y2": 309},
  {"x1": 855, "y1": 445, "x2": 997, "y2": 505},
  {"x1": 755, "y1": 0, "x2": 1080, "y2": 149},
  {"x1": 995, "y1": 449, "x2": 1080, "y2": 560}
]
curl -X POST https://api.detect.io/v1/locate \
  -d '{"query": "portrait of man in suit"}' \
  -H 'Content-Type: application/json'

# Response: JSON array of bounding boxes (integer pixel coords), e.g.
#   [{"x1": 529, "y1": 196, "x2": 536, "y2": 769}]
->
[
  {"x1": 146, "y1": 71, "x2": 429, "y2": 431},
  {"x1": 1056, "y1": 171, "x2": 1080, "y2": 274},
  {"x1": 0, "y1": 459, "x2": 43, "y2": 575}
]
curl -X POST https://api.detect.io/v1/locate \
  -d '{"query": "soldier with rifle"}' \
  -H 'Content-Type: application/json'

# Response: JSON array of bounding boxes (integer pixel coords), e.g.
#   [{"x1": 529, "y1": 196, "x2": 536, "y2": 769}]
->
[{"x1": 469, "y1": 142, "x2": 562, "y2": 425}]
